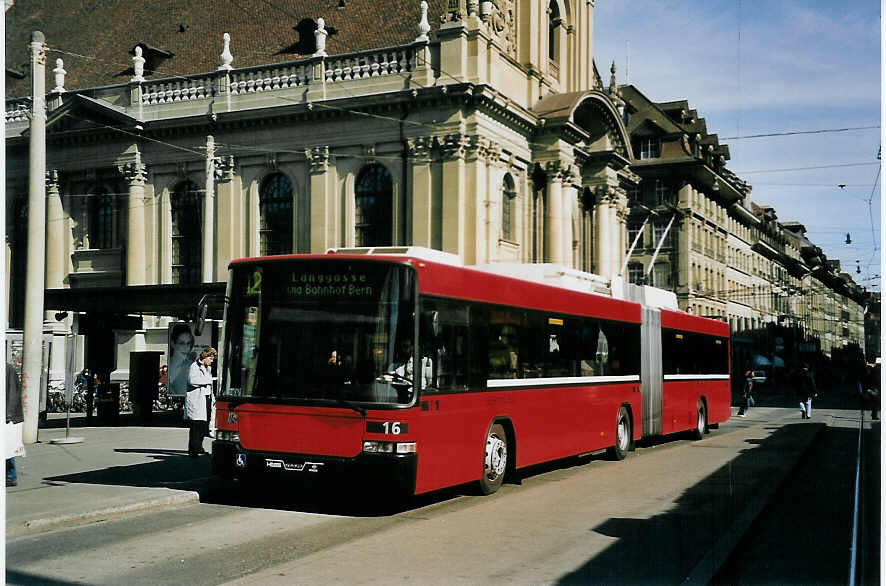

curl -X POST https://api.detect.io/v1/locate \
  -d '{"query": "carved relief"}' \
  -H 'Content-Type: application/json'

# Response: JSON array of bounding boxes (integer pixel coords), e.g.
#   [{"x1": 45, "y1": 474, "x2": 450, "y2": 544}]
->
[
  {"x1": 488, "y1": 0, "x2": 516, "y2": 57},
  {"x1": 306, "y1": 146, "x2": 330, "y2": 173},
  {"x1": 118, "y1": 161, "x2": 147, "y2": 186},
  {"x1": 439, "y1": 133, "x2": 471, "y2": 160},
  {"x1": 215, "y1": 155, "x2": 236, "y2": 182},
  {"x1": 406, "y1": 136, "x2": 434, "y2": 161}
]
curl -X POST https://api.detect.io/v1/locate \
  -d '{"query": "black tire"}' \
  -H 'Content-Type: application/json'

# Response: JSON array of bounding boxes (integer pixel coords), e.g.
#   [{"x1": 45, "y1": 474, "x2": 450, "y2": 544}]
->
[
  {"x1": 691, "y1": 399, "x2": 707, "y2": 440},
  {"x1": 479, "y1": 423, "x2": 508, "y2": 495},
  {"x1": 607, "y1": 406, "x2": 631, "y2": 461}
]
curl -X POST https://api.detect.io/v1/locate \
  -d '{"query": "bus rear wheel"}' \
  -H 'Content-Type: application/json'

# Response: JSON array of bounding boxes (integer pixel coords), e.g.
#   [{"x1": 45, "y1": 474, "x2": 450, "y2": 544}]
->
[
  {"x1": 607, "y1": 406, "x2": 631, "y2": 461},
  {"x1": 692, "y1": 400, "x2": 707, "y2": 440},
  {"x1": 480, "y1": 423, "x2": 508, "y2": 495}
]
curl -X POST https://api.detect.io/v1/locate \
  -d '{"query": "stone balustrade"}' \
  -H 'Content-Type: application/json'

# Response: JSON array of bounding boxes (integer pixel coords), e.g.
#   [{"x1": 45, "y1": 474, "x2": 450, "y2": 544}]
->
[
  {"x1": 323, "y1": 45, "x2": 417, "y2": 82},
  {"x1": 228, "y1": 60, "x2": 317, "y2": 94},
  {"x1": 141, "y1": 75, "x2": 214, "y2": 104},
  {"x1": 5, "y1": 97, "x2": 31, "y2": 122},
  {"x1": 6, "y1": 41, "x2": 430, "y2": 120}
]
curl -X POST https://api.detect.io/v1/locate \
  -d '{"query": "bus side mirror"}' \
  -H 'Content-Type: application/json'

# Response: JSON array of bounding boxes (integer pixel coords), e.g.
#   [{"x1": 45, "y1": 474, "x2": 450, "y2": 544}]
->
[
  {"x1": 194, "y1": 293, "x2": 226, "y2": 336},
  {"x1": 194, "y1": 298, "x2": 210, "y2": 336}
]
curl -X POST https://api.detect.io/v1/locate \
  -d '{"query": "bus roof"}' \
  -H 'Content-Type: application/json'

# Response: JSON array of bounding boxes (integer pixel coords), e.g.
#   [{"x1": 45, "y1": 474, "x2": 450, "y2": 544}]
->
[{"x1": 230, "y1": 247, "x2": 728, "y2": 334}]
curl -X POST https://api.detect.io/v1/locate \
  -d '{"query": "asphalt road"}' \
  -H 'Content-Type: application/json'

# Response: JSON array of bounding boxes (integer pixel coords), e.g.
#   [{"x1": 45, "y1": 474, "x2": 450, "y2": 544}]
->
[
  {"x1": 713, "y1": 389, "x2": 880, "y2": 585},
  {"x1": 6, "y1": 397, "x2": 877, "y2": 585}
]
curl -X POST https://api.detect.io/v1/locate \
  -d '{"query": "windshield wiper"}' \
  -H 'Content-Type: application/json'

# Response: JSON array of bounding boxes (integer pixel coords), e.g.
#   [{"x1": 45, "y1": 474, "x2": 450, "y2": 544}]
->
[{"x1": 335, "y1": 395, "x2": 367, "y2": 416}]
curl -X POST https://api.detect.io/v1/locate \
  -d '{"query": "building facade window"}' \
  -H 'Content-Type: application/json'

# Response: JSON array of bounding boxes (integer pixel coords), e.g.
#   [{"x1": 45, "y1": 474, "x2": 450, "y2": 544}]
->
[
  {"x1": 260, "y1": 173, "x2": 293, "y2": 256},
  {"x1": 548, "y1": 1, "x2": 561, "y2": 61},
  {"x1": 502, "y1": 173, "x2": 516, "y2": 241},
  {"x1": 355, "y1": 164, "x2": 393, "y2": 247},
  {"x1": 628, "y1": 262, "x2": 644, "y2": 285},
  {"x1": 89, "y1": 187, "x2": 117, "y2": 249},
  {"x1": 627, "y1": 223, "x2": 643, "y2": 249},
  {"x1": 171, "y1": 181, "x2": 202, "y2": 284},
  {"x1": 639, "y1": 137, "x2": 661, "y2": 160},
  {"x1": 653, "y1": 220, "x2": 673, "y2": 248},
  {"x1": 654, "y1": 180, "x2": 670, "y2": 205}
]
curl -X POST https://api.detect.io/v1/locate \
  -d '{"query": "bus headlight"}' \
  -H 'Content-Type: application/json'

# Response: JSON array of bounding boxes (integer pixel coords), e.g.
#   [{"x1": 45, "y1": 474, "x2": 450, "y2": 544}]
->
[
  {"x1": 217, "y1": 430, "x2": 240, "y2": 443},
  {"x1": 363, "y1": 441, "x2": 416, "y2": 454}
]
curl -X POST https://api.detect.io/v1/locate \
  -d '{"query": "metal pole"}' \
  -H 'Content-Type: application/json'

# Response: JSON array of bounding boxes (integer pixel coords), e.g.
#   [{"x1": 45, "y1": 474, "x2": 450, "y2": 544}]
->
[
  {"x1": 646, "y1": 214, "x2": 676, "y2": 286},
  {"x1": 619, "y1": 218, "x2": 648, "y2": 278},
  {"x1": 21, "y1": 31, "x2": 47, "y2": 444},
  {"x1": 203, "y1": 135, "x2": 216, "y2": 283}
]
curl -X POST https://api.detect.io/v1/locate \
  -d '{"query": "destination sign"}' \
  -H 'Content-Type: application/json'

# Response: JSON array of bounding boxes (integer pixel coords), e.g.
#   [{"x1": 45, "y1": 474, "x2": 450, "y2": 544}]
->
[{"x1": 285, "y1": 271, "x2": 375, "y2": 298}]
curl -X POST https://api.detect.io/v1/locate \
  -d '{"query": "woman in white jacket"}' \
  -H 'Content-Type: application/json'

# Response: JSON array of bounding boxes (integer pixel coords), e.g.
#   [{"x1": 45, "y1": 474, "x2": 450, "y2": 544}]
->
[{"x1": 186, "y1": 347, "x2": 216, "y2": 457}]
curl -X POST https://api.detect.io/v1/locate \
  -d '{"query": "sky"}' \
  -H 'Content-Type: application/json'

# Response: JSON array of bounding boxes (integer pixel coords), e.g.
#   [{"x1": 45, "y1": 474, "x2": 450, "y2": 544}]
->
[{"x1": 595, "y1": 0, "x2": 882, "y2": 294}]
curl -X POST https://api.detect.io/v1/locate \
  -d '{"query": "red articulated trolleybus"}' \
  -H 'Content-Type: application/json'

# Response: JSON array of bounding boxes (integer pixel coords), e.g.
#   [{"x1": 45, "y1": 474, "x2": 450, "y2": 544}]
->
[{"x1": 211, "y1": 247, "x2": 731, "y2": 498}]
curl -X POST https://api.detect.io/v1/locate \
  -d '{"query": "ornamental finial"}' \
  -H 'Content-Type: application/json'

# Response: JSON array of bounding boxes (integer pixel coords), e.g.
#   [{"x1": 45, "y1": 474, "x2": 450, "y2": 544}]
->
[
  {"x1": 132, "y1": 46, "x2": 145, "y2": 82},
  {"x1": 313, "y1": 18, "x2": 328, "y2": 57},
  {"x1": 219, "y1": 33, "x2": 233, "y2": 70},
  {"x1": 416, "y1": 1, "x2": 431, "y2": 42},
  {"x1": 52, "y1": 58, "x2": 67, "y2": 92}
]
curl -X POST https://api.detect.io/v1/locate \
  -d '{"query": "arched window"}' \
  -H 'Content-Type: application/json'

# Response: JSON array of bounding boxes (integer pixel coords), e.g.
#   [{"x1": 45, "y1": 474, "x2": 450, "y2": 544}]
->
[
  {"x1": 548, "y1": 1, "x2": 561, "y2": 61},
  {"x1": 355, "y1": 164, "x2": 393, "y2": 247},
  {"x1": 501, "y1": 173, "x2": 516, "y2": 241},
  {"x1": 171, "y1": 181, "x2": 202, "y2": 284},
  {"x1": 89, "y1": 187, "x2": 117, "y2": 249},
  {"x1": 260, "y1": 173, "x2": 293, "y2": 256}
]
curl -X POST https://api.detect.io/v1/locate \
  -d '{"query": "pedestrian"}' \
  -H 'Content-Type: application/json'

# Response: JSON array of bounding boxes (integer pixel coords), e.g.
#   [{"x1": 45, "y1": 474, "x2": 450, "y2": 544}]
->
[
  {"x1": 860, "y1": 362, "x2": 880, "y2": 421},
  {"x1": 737, "y1": 370, "x2": 754, "y2": 417},
  {"x1": 6, "y1": 361, "x2": 25, "y2": 487},
  {"x1": 80, "y1": 367, "x2": 95, "y2": 423},
  {"x1": 186, "y1": 347, "x2": 216, "y2": 457},
  {"x1": 799, "y1": 364, "x2": 817, "y2": 419}
]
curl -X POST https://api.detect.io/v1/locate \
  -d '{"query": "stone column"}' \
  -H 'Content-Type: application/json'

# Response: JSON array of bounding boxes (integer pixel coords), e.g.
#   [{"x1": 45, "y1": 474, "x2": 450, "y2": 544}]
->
[
  {"x1": 561, "y1": 167, "x2": 580, "y2": 268},
  {"x1": 545, "y1": 163, "x2": 565, "y2": 265},
  {"x1": 22, "y1": 31, "x2": 47, "y2": 444},
  {"x1": 308, "y1": 146, "x2": 338, "y2": 252},
  {"x1": 119, "y1": 156, "x2": 148, "y2": 286},
  {"x1": 593, "y1": 186, "x2": 615, "y2": 278},
  {"x1": 463, "y1": 136, "x2": 490, "y2": 264},
  {"x1": 408, "y1": 137, "x2": 435, "y2": 248},
  {"x1": 440, "y1": 134, "x2": 468, "y2": 258},
  {"x1": 214, "y1": 156, "x2": 239, "y2": 276},
  {"x1": 45, "y1": 170, "x2": 64, "y2": 291}
]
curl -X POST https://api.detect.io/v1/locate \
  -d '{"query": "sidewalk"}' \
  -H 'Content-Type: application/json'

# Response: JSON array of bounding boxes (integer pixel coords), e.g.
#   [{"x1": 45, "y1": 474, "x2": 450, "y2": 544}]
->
[{"x1": 6, "y1": 412, "x2": 212, "y2": 538}]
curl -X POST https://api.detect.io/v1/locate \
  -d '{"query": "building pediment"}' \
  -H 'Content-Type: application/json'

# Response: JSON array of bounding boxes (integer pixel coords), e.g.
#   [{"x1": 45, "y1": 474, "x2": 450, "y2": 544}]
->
[
  {"x1": 533, "y1": 90, "x2": 633, "y2": 160},
  {"x1": 44, "y1": 94, "x2": 144, "y2": 135}
]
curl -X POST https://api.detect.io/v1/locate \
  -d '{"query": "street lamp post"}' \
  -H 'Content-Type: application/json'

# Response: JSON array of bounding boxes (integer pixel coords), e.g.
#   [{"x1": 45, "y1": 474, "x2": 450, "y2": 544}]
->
[{"x1": 21, "y1": 31, "x2": 48, "y2": 444}]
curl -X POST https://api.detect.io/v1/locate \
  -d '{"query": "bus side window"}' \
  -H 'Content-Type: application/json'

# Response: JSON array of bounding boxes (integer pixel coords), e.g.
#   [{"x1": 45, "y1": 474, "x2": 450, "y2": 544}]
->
[{"x1": 421, "y1": 299, "x2": 471, "y2": 393}]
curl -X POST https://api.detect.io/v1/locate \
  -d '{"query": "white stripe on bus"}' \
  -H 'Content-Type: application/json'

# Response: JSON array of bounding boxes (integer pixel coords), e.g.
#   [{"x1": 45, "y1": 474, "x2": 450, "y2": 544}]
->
[{"x1": 486, "y1": 375, "x2": 641, "y2": 389}]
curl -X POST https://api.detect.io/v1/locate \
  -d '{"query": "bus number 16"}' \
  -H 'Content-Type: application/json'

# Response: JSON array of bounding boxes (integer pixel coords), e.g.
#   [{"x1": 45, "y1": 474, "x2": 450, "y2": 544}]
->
[{"x1": 383, "y1": 422, "x2": 403, "y2": 435}]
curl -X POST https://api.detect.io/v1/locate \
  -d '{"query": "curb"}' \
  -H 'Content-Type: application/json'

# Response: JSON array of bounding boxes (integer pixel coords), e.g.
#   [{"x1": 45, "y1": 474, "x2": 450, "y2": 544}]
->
[
  {"x1": 683, "y1": 416, "x2": 831, "y2": 585},
  {"x1": 7, "y1": 491, "x2": 201, "y2": 538}
]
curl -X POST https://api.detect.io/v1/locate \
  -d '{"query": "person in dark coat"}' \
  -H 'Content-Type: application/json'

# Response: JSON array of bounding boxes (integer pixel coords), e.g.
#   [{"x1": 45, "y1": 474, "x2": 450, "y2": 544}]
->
[
  {"x1": 799, "y1": 364, "x2": 817, "y2": 419},
  {"x1": 7, "y1": 362, "x2": 24, "y2": 486}
]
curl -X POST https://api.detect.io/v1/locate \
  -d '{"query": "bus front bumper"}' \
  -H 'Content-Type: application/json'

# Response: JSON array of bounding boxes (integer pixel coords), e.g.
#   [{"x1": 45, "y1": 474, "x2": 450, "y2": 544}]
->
[{"x1": 211, "y1": 440, "x2": 417, "y2": 493}]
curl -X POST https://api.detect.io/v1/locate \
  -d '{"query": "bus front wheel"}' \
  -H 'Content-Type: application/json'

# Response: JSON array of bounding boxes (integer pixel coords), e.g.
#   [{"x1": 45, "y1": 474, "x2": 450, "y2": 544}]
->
[
  {"x1": 480, "y1": 423, "x2": 508, "y2": 495},
  {"x1": 607, "y1": 406, "x2": 631, "y2": 461}
]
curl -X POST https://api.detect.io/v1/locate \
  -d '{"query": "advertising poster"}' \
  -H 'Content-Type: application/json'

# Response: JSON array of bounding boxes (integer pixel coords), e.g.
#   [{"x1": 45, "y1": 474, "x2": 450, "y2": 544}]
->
[{"x1": 167, "y1": 322, "x2": 213, "y2": 397}]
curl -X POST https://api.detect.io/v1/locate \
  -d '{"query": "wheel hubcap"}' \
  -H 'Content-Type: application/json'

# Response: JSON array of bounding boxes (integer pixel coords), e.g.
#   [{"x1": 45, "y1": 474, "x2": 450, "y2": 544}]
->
[
  {"x1": 617, "y1": 418, "x2": 628, "y2": 451},
  {"x1": 485, "y1": 433, "x2": 507, "y2": 479},
  {"x1": 697, "y1": 409, "x2": 705, "y2": 433}
]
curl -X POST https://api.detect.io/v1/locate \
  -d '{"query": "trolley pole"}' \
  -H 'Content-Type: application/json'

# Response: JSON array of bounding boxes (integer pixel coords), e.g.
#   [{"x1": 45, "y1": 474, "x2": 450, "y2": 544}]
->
[{"x1": 21, "y1": 31, "x2": 48, "y2": 444}]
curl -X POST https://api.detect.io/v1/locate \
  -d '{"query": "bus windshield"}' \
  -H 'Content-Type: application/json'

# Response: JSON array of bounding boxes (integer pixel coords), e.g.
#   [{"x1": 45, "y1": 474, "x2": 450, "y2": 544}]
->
[{"x1": 221, "y1": 260, "x2": 417, "y2": 407}]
